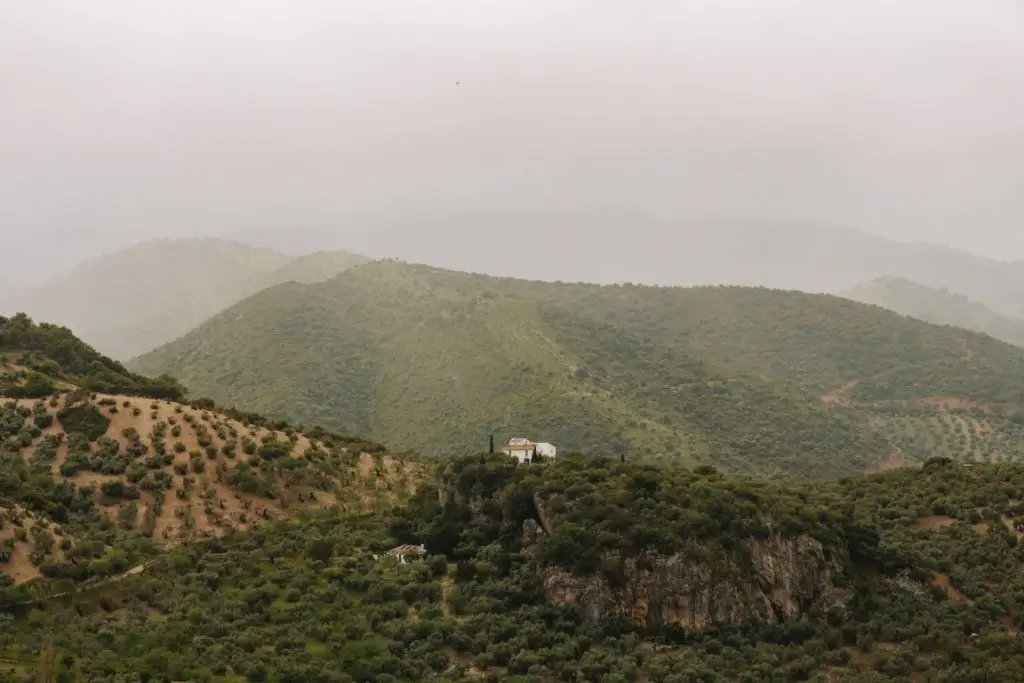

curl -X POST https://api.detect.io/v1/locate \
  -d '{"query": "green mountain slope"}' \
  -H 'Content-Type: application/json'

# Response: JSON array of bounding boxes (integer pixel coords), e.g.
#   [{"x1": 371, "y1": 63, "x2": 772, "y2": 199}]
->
[
  {"x1": 132, "y1": 262, "x2": 930, "y2": 477},
  {"x1": 135, "y1": 262, "x2": 1024, "y2": 473},
  {"x1": 841, "y1": 276, "x2": 1024, "y2": 348},
  {"x1": 492, "y1": 276, "x2": 1024, "y2": 404},
  {"x1": 3, "y1": 240, "x2": 367, "y2": 361},
  {"x1": 6, "y1": 454, "x2": 1024, "y2": 681},
  {"x1": 1, "y1": 313, "x2": 183, "y2": 399}
]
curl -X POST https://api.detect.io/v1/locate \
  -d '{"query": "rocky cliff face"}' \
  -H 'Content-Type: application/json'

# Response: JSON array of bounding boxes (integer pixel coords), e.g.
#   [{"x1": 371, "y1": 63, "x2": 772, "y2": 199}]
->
[
  {"x1": 536, "y1": 533, "x2": 849, "y2": 630},
  {"x1": 436, "y1": 461, "x2": 851, "y2": 632}
]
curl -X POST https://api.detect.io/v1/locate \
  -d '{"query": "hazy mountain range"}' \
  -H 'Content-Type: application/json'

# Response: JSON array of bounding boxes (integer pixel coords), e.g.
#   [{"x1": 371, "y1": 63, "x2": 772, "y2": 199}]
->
[
  {"x1": 7, "y1": 213, "x2": 1024, "y2": 362},
  {"x1": 1, "y1": 238, "x2": 366, "y2": 360},
  {"x1": 227, "y1": 212, "x2": 1024, "y2": 319},
  {"x1": 842, "y1": 277, "x2": 1024, "y2": 348}
]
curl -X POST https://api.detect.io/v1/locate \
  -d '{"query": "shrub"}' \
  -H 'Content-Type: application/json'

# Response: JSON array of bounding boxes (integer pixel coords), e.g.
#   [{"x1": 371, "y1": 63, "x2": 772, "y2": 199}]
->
[{"x1": 57, "y1": 404, "x2": 110, "y2": 441}]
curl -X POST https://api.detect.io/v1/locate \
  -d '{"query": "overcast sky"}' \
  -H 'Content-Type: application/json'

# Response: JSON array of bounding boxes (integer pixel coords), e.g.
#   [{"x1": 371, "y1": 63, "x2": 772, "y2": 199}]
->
[{"x1": 2, "y1": 0, "x2": 1023, "y2": 282}]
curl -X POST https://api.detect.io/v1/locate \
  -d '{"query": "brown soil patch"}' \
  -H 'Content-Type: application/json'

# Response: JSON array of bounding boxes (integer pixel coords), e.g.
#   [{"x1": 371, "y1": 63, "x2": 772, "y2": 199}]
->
[
  {"x1": 50, "y1": 437, "x2": 69, "y2": 478},
  {"x1": 1002, "y1": 516, "x2": 1024, "y2": 539},
  {"x1": 0, "y1": 506, "x2": 66, "y2": 585},
  {"x1": 0, "y1": 534, "x2": 41, "y2": 585},
  {"x1": 821, "y1": 378, "x2": 861, "y2": 406},
  {"x1": 911, "y1": 515, "x2": 956, "y2": 531},
  {"x1": 932, "y1": 573, "x2": 971, "y2": 604}
]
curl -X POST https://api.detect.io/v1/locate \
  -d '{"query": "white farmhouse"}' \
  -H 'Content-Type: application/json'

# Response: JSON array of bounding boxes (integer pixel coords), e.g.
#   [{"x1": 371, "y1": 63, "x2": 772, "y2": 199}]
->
[
  {"x1": 376, "y1": 544, "x2": 427, "y2": 564},
  {"x1": 502, "y1": 437, "x2": 557, "y2": 463}
]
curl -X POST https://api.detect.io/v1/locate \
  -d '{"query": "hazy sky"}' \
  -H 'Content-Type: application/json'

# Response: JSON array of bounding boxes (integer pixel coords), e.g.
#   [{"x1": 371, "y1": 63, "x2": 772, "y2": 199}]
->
[{"x1": 2, "y1": 0, "x2": 1024, "y2": 282}]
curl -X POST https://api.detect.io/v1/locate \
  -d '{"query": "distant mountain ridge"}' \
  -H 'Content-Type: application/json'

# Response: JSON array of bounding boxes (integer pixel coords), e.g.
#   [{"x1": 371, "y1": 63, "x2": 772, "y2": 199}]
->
[
  {"x1": 842, "y1": 276, "x2": 1024, "y2": 348},
  {"x1": 3, "y1": 239, "x2": 367, "y2": 360},
  {"x1": 225, "y1": 212, "x2": 1024, "y2": 319}
]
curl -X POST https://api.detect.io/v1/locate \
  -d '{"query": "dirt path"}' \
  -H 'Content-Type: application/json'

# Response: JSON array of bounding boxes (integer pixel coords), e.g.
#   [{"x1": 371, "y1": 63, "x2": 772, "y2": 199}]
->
[
  {"x1": 821, "y1": 378, "x2": 861, "y2": 406},
  {"x1": 18, "y1": 559, "x2": 156, "y2": 604}
]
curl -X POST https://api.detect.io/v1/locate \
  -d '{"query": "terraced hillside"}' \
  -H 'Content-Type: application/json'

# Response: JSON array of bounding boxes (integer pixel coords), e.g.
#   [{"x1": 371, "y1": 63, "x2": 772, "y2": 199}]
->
[
  {"x1": 868, "y1": 409, "x2": 1024, "y2": 464},
  {"x1": 0, "y1": 315, "x2": 423, "y2": 590},
  {"x1": 135, "y1": 261, "x2": 1024, "y2": 474}
]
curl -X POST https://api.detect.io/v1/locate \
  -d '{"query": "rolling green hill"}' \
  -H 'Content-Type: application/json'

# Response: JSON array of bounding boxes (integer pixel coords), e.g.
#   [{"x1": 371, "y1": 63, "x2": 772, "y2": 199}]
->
[
  {"x1": 841, "y1": 276, "x2": 1024, "y2": 348},
  {"x1": 133, "y1": 260, "x2": 1024, "y2": 476},
  {"x1": 3, "y1": 240, "x2": 366, "y2": 360},
  {"x1": 135, "y1": 265, "x2": 888, "y2": 477},
  {"x1": 1, "y1": 313, "x2": 184, "y2": 400},
  {"x1": 488, "y1": 276, "x2": 1024, "y2": 404}
]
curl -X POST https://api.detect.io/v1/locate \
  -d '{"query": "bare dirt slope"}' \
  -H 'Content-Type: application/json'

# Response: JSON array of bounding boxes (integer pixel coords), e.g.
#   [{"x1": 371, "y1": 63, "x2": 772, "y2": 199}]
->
[{"x1": 1, "y1": 391, "x2": 425, "y2": 585}]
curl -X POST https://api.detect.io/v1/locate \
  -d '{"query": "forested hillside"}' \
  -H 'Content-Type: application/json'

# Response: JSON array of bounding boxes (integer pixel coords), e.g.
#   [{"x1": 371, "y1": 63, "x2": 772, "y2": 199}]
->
[
  {"x1": 134, "y1": 261, "x2": 1024, "y2": 475},
  {"x1": 132, "y1": 263, "x2": 896, "y2": 478},
  {"x1": 1, "y1": 313, "x2": 183, "y2": 399},
  {"x1": 6, "y1": 454, "x2": 1024, "y2": 682}
]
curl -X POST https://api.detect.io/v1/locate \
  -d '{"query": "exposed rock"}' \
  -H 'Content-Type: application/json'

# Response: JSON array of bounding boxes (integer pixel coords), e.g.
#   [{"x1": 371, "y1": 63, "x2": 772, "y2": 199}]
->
[
  {"x1": 522, "y1": 518, "x2": 544, "y2": 546},
  {"x1": 539, "y1": 534, "x2": 849, "y2": 631},
  {"x1": 532, "y1": 492, "x2": 554, "y2": 535},
  {"x1": 437, "y1": 463, "x2": 850, "y2": 632},
  {"x1": 437, "y1": 464, "x2": 456, "y2": 506}
]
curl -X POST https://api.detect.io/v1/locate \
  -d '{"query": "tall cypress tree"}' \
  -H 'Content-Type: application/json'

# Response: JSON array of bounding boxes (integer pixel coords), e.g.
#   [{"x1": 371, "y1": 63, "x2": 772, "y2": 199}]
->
[{"x1": 489, "y1": 434, "x2": 495, "y2": 454}]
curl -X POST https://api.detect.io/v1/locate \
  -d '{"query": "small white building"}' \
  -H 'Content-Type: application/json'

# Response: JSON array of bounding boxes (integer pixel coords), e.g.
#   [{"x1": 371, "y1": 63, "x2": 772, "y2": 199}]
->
[
  {"x1": 502, "y1": 437, "x2": 557, "y2": 463},
  {"x1": 375, "y1": 544, "x2": 427, "y2": 564}
]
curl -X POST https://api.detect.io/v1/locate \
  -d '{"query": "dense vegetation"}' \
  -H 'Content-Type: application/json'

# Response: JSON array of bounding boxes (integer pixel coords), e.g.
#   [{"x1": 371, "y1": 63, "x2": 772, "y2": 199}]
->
[
  {"x1": 6, "y1": 454, "x2": 1024, "y2": 681},
  {"x1": 132, "y1": 263, "x2": 903, "y2": 478},
  {"x1": 493, "y1": 272, "x2": 1024, "y2": 404},
  {"x1": 1, "y1": 314, "x2": 183, "y2": 399},
  {"x1": 3, "y1": 240, "x2": 366, "y2": 360},
  {"x1": 842, "y1": 276, "x2": 1024, "y2": 349},
  {"x1": 134, "y1": 261, "x2": 1024, "y2": 476}
]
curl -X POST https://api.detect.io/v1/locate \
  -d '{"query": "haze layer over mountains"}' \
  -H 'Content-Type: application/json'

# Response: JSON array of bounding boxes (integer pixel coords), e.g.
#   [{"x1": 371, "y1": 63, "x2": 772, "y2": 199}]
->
[
  {"x1": 4, "y1": 0, "x2": 1024, "y2": 284},
  {"x1": 7, "y1": 215, "x2": 1024, "y2": 364}
]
